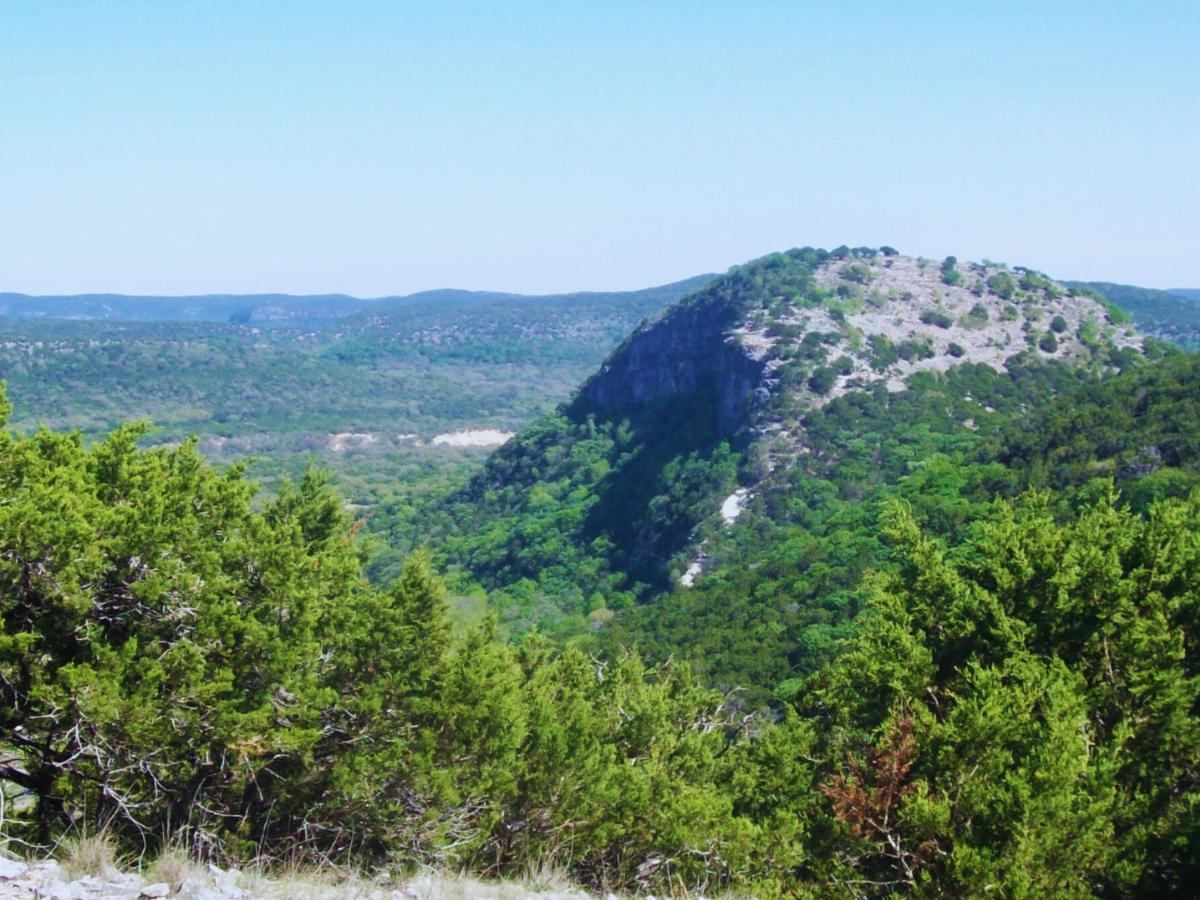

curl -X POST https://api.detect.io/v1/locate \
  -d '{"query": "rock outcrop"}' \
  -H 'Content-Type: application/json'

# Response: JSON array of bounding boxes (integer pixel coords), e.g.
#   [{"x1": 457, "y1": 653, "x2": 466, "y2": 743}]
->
[{"x1": 572, "y1": 295, "x2": 768, "y2": 439}]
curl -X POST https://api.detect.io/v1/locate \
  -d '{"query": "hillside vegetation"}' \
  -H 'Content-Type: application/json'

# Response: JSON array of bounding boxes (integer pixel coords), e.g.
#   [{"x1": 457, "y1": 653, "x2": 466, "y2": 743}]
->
[
  {"x1": 408, "y1": 248, "x2": 1163, "y2": 640},
  {"x1": 1070, "y1": 281, "x2": 1200, "y2": 348},
  {"x1": 3, "y1": 364, "x2": 1200, "y2": 894},
  {"x1": 0, "y1": 277, "x2": 713, "y2": 580},
  {"x1": 5, "y1": 249, "x2": 1200, "y2": 895}
]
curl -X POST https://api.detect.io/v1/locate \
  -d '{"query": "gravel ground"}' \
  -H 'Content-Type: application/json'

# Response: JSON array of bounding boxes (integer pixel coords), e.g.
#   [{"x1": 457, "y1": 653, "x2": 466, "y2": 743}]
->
[{"x1": 0, "y1": 858, "x2": 600, "y2": 900}]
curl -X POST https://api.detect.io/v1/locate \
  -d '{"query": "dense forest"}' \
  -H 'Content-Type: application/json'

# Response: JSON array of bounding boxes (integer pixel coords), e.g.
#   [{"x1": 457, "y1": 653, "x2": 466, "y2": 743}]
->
[
  {"x1": 4, "y1": 250, "x2": 1200, "y2": 895},
  {"x1": 3, "y1": 356, "x2": 1200, "y2": 895}
]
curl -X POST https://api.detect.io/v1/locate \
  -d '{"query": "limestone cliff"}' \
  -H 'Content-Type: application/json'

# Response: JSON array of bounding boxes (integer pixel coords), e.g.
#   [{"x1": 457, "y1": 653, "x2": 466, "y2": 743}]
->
[{"x1": 571, "y1": 298, "x2": 768, "y2": 438}]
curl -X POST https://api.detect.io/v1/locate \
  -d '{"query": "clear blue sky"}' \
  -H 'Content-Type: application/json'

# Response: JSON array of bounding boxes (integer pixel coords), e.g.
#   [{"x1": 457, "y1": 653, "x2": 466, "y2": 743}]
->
[{"x1": 1, "y1": 1, "x2": 1197, "y2": 295}]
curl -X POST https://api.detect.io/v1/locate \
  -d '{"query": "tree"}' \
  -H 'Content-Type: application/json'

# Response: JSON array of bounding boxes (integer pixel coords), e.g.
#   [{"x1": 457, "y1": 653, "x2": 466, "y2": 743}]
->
[
  {"x1": 988, "y1": 271, "x2": 1016, "y2": 300},
  {"x1": 802, "y1": 490, "x2": 1200, "y2": 895},
  {"x1": 808, "y1": 366, "x2": 838, "y2": 395},
  {"x1": 940, "y1": 256, "x2": 963, "y2": 286}
]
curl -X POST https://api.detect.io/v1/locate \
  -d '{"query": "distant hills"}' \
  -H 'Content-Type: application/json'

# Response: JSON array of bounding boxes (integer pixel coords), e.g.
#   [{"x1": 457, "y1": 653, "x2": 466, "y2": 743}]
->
[
  {"x1": 0, "y1": 292, "x2": 364, "y2": 324},
  {"x1": 0, "y1": 274, "x2": 719, "y2": 552},
  {"x1": 0, "y1": 276, "x2": 717, "y2": 327},
  {"x1": 1067, "y1": 281, "x2": 1200, "y2": 348},
  {"x1": 3, "y1": 275, "x2": 1195, "y2": 349}
]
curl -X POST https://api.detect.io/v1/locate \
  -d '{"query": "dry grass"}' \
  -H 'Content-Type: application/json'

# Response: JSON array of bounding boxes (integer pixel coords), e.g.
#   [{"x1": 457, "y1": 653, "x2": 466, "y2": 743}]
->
[
  {"x1": 238, "y1": 860, "x2": 379, "y2": 899},
  {"x1": 55, "y1": 829, "x2": 122, "y2": 880},
  {"x1": 521, "y1": 855, "x2": 583, "y2": 895},
  {"x1": 27, "y1": 833, "x2": 598, "y2": 899},
  {"x1": 144, "y1": 846, "x2": 209, "y2": 891}
]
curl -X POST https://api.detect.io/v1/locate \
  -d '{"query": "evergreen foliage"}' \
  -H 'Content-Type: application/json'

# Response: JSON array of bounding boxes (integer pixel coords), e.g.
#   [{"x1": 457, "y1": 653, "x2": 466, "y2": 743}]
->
[
  {"x1": 5, "y1": 243, "x2": 1200, "y2": 895},
  {"x1": 5, "y1": 352, "x2": 1200, "y2": 893}
]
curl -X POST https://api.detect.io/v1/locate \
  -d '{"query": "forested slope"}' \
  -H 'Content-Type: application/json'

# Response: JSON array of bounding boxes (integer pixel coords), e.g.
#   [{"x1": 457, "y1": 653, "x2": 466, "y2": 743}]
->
[
  {"x1": 409, "y1": 247, "x2": 1158, "y2": 641},
  {"x1": 1071, "y1": 280, "x2": 1200, "y2": 348},
  {"x1": 5, "y1": 248, "x2": 1200, "y2": 895},
  {"x1": 4, "y1": 371, "x2": 1200, "y2": 895}
]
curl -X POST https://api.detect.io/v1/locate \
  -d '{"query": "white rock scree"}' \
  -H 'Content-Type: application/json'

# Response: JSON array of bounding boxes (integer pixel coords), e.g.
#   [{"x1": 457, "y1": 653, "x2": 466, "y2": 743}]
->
[{"x1": 0, "y1": 857, "x2": 614, "y2": 899}]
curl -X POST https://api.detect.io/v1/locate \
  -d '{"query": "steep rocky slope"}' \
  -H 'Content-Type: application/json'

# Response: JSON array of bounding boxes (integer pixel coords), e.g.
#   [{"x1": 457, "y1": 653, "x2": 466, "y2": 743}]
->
[
  {"x1": 414, "y1": 246, "x2": 1151, "y2": 628},
  {"x1": 581, "y1": 249, "x2": 1140, "y2": 466}
]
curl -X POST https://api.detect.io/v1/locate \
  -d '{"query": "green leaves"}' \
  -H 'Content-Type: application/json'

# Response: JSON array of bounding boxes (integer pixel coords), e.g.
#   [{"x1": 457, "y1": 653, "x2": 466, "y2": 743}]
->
[{"x1": 803, "y1": 488, "x2": 1200, "y2": 895}]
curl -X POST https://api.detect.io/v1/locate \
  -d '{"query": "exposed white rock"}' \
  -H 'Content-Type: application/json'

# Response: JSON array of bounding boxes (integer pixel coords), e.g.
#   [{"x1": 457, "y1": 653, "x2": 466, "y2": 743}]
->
[
  {"x1": 328, "y1": 432, "x2": 378, "y2": 452},
  {"x1": 431, "y1": 430, "x2": 514, "y2": 447},
  {"x1": 0, "y1": 858, "x2": 29, "y2": 881},
  {"x1": 720, "y1": 489, "x2": 749, "y2": 525},
  {"x1": 0, "y1": 858, "x2": 598, "y2": 899}
]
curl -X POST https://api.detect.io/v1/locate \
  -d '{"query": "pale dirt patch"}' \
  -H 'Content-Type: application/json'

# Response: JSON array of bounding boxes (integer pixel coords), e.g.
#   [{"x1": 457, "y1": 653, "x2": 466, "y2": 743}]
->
[
  {"x1": 431, "y1": 430, "x2": 515, "y2": 447},
  {"x1": 328, "y1": 432, "x2": 378, "y2": 452},
  {"x1": 0, "y1": 857, "x2": 597, "y2": 899}
]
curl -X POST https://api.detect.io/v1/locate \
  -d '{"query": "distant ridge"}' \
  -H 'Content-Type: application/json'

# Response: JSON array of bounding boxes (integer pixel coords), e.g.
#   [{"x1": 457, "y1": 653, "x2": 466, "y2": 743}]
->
[
  {"x1": 0, "y1": 275, "x2": 718, "y2": 326},
  {"x1": 1069, "y1": 281, "x2": 1200, "y2": 348}
]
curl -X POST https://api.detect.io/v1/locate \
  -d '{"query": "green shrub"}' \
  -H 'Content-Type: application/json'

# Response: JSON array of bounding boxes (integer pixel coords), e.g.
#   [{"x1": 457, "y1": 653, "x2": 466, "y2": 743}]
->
[
  {"x1": 920, "y1": 309, "x2": 954, "y2": 329},
  {"x1": 868, "y1": 333, "x2": 899, "y2": 370},
  {"x1": 941, "y1": 256, "x2": 963, "y2": 286},
  {"x1": 1101, "y1": 299, "x2": 1133, "y2": 325},
  {"x1": 988, "y1": 271, "x2": 1016, "y2": 300},
  {"x1": 961, "y1": 302, "x2": 989, "y2": 328},
  {"x1": 897, "y1": 337, "x2": 935, "y2": 361},
  {"x1": 808, "y1": 366, "x2": 838, "y2": 394},
  {"x1": 841, "y1": 263, "x2": 872, "y2": 284}
]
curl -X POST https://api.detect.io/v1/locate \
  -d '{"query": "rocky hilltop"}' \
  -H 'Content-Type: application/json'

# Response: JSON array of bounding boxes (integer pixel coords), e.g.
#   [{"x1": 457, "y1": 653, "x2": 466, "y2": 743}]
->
[
  {"x1": 419, "y1": 246, "x2": 1151, "y2": 615},
  {"x1": 571, "y1": 247, "x2": 1140, "y2": 471}
]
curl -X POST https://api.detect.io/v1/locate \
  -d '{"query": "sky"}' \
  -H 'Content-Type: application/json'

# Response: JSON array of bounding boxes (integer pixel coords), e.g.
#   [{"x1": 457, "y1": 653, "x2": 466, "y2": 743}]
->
[{"x1": 1, "y1": 1, "x2": 1197, "y2": 295}]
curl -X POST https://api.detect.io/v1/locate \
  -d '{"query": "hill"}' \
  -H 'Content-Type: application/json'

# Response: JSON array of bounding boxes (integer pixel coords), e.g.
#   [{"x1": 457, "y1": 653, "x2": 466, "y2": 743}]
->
[
  {"x1": 0, "y1": 277, "x2": 715, "y2": 329},
  {"x1": 0, "y1": 291, "x2": 367, "y2": 324},
  {"x1": 6, "y1": 261, "x2": 1200, "y2": 896},
  {"x1": 411, "y1": 247, "x2": 1164, "y2": 642},
  {"x1": 0, "y1": 278, "x2": 714, "y2": 448}
]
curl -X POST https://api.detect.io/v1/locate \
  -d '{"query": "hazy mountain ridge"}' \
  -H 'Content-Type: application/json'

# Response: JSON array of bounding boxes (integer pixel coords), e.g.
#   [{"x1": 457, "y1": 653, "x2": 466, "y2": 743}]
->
[
  {"x1": 0, "y1": 276, "x2": 717, "y2": 328},
  {"x1": 0, "y1": 276, "x2": 715, "y2": 443},
  {"x1": 0, "y1": 291, "x2": 365, "y2": 324}
]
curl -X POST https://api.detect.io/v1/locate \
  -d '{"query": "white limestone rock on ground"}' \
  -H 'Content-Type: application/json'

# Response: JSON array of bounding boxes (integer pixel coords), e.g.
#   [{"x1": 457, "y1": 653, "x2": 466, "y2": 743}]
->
[{"x1": 0, "y1": 857, "x2": 599, "y2": 900}]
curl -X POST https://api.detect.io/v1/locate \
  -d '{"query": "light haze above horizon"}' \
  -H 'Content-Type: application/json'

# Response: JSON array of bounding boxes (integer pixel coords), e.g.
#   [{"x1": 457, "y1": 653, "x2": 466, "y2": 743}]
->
[{"x1": 2, "y1": 1, "x2": 1197, "y2": 296}]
